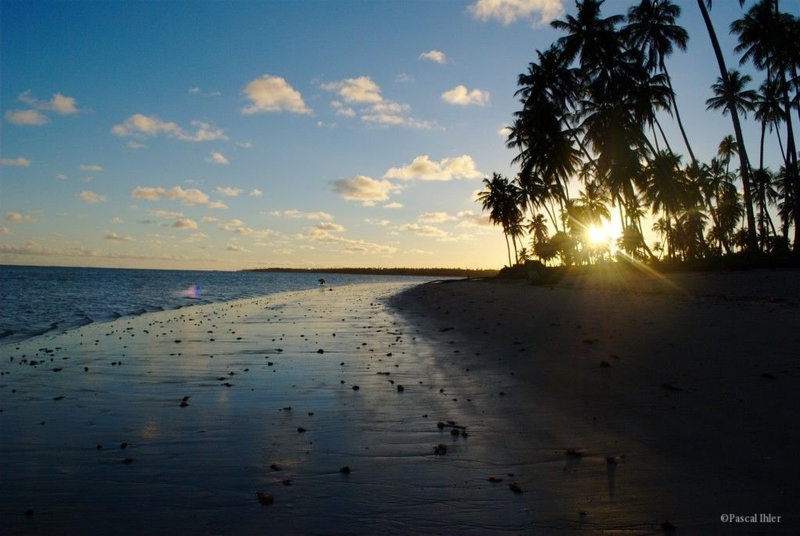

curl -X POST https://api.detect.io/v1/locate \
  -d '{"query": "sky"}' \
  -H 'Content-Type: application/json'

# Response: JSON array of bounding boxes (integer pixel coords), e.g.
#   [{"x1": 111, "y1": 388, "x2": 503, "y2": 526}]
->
[{"x1": 0, "y1": 0, "x2": 791, "y2": 271}]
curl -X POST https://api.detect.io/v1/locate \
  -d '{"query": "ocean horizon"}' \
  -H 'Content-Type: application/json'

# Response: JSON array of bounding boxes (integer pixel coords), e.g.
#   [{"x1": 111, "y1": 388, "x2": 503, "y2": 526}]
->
[{"x1": 0, "y1": 265, "x2": 435, "y2": 346}]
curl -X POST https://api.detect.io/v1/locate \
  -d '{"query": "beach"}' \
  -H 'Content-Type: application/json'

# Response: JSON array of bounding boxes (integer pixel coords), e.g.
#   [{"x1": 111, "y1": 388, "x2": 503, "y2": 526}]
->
[{"x1": 2, "y1": 271, "x2": 799, "y2": 534}]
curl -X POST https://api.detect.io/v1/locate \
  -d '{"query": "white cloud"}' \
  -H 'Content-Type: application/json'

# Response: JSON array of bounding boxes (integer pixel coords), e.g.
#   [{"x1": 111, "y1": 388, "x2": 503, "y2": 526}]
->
[
  {"x1": 234, "y1": 226, "x2": 274, "y2": 238},
  {"x1": 219, "y1": 218, "x2": 246, "y2": 231},
  {"x1": 78, "y1": 190, "x2": 106, "y2": 203},
  {"x1": 206, "y1": 151, "x2": 230, "y2": 165},
  {"x1": 441, "y1": 85, "x2": 490, "y2": 106},
  {"x1": 321, "y1": 76, "x2": 383, "y2": 104},
  {"x1": 226, "y1": 243, "x2": 249, "y2": 252},
  {"x1": 79, "y1": 164, "x2": 103, "y2": 172},
  {"x1": 215, "y1": 186, "x2": 242, "y2": 197},
  {"x1": 314, "y1": 222, "x2": 345, "y2": 233},
  {"x1": 173, "y1": 218, "x2": 198, "y2": 229},
  {"x1": 189, "y1": 87, "x2": 221, "y2": 97},
  {"x1": 419, "y1": 50, "x2": 447, "y2": 64},
  {"x1": 1, "y1": 157, "x2": 31, "y2": 167},
  {"x1": 105, "y1": 232, "x2": 136, "y2": 242},
  {"x1": 332, "y1": 176, "x2": 400, "y2": 206},
  {"x1": 236, "y1": 141, "x2": 253, "y2": 149},
  {"x1": 249, "y1": 188, "x2": 263, "y2": 197},
  {"x1": 111, "y1": 114, "x2": 227, "y2": 142},
  {"x1": 5, "y1": 212, "x2": 34, "y2": 222},
  {"x1": 456, "y1": 210, "x2": 493, "y2": 228},
  {"x1": 270, "y1": 209, "x2": 333, "y2": 220},
  {"x1": 56, "y1": 173, "x2": 68, "y2": 180},
  {"x1": 321, "y1": 77, "x2": 432, "y2": 129},
  {"x1": 398, "y1": 223, "x2": 449, "y2": 238},
  {"x1": 50, "y1": 93, "x2": 79, "y2": 115},
  {"x1": 19, "y1": 91, "x2": 80, "y2": 115},
  {"x1": 498, "y1": 125, "x2": 512, "y2": 137},
  {"x1": 207, "y1": 200, "x2": 229, "y2": 209},
  {"x1": 131, "y1": 186, "x2": 210, "y2": 206},
  {"x1": 383, "y1": 155, "x2": 482, "y2": 181},
  {"x1": 383, "y1": 202, "x2": 404, "y2": 209},
  {"x1": 241, "y1": 75, "x2": 312, "y2": 115},
  {"x1": 331, "y1": 101, "x2": 356, "y2": 117},
  {"x1": 468, "y1": 0, "x2": 564, "y2": 26},
  {"x1": 418, "y1": 212, "x2": 456, "y2": 223},
  {"x1": 148, "y1": 209, "x2": 184, "y2": 219},
  {"x1": 395, "y1": 73, "x2": 414, "y2": 83},
  {"x1": 4, "y1": 109, "x2": 48, "y2": 125},
  {"x1": 111, "y1": 217, "x2": 124, "y2": 224}
]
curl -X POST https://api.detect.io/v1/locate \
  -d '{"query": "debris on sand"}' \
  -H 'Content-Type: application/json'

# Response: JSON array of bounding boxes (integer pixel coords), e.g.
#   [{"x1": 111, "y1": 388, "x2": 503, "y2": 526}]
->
[{"x1": 256, "y1": 492, "x2": 274, "y2": 506}]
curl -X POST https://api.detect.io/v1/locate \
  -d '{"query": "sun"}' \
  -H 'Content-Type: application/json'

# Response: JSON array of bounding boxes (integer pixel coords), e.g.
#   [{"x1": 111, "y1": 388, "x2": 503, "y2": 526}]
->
[{"x1": 586, "y1": 221, "x2": 621, "y2": 248}]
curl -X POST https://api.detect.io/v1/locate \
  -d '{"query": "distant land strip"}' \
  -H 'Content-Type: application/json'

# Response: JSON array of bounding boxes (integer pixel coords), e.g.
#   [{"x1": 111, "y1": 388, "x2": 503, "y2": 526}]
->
[{"x1": 244, "y1": 267, "x2": 498, "y2": 278}]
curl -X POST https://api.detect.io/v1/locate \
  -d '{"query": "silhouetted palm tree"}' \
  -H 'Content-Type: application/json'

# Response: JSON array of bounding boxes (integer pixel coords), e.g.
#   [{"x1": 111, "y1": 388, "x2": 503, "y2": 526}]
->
[
  {"x1": 705, "y1": 68, "x2": 759, "y2": 251},
  {"x1": 717, "y1": 135, "x2": 738, "y2": 176},
  {"x1": 696, "y1": 0, "x2": 758, "y2": 253},
  {"x1": 551, "y1": 0, "x2": 624, "y2": 73},
  {"x1": 478, "y1": 173, "x2": 523, "y2": 267},
  {"x1": 731, "y1": 0, "x2": 799, "y2": 251},
  {"x1": 624, "y1": 0, "x2": 696, "y2": 164},
  {"x1": 642, "y1": 151, "x2": 689, "y2": 258}
]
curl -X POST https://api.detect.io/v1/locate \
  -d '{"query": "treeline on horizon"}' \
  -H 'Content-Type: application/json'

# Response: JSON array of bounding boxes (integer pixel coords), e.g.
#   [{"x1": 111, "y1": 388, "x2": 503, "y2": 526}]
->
[
  {"x1": 246, "y1": 267, "x2": 499, "y2": 277},
  {"x1": 478, "y1": 0, "x2": 799, "y2": 269}
]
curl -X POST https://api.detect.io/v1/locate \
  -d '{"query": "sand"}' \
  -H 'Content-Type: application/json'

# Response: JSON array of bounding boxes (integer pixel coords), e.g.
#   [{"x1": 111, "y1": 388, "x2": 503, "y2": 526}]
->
[
  {"x1": 1, "y1": 271, "x2": 798, "y2": 535},
  {"x1": 390, "y1": 267, "x2": 800, "y2": 534}
]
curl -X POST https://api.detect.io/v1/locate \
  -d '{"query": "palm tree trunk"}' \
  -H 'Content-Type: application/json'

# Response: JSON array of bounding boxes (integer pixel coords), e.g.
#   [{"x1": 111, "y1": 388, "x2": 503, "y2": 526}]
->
[
  {"x1": 663, "y1": 67, "x2": 698, "y2": 167},
  {"x1": 780, "y1": 72, "x2": 800, "y2": 253},
  {"x1": 697, "y1": 0, "x2": 758, "y2": 254}
]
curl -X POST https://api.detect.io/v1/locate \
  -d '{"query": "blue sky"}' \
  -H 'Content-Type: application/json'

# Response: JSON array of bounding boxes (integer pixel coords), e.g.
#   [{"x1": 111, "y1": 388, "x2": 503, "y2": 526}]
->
[{"x1": 0, "y1": 0, "x2": 787, "y2": 270}]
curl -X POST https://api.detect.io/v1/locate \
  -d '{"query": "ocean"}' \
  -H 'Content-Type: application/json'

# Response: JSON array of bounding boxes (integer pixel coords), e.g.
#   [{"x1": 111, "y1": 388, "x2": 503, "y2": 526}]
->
[{"x1": 0, "y1": 265, "x2": 432, "y2": 346}]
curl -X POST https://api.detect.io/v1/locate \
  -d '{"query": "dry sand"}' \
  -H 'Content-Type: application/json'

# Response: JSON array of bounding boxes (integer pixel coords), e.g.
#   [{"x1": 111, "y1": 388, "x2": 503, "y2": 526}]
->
[{"x1": 1, "y1": 270, "x2": 798, "y2": 535}]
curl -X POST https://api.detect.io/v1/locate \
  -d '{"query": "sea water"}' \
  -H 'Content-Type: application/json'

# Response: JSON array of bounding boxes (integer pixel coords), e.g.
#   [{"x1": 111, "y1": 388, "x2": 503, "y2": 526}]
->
[{"x1": 0, "y1": 265, "x2": 431, "y2": 345}]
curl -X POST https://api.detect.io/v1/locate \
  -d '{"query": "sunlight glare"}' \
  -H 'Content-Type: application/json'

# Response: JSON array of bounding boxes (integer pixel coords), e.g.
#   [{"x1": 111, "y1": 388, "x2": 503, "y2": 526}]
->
[{"x1": 587, "y1": 221, "x2": 620, "y2": 245}]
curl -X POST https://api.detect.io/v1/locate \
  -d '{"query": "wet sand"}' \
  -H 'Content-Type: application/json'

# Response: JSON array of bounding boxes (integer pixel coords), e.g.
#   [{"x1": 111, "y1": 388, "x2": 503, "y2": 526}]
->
[
  {"x1": 391, "y1": 268, "x2": 800, "y2": 534},
  {"x1": 2, "y1": 271, "x2": 799, "y2": 535}
]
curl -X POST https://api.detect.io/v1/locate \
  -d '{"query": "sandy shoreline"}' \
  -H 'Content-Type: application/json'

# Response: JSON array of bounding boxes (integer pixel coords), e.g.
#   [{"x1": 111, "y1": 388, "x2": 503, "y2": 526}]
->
[
  {"x1": 390, "y1": 268, "x2": 800, "y2": 534},
  {"x1": 2, "y1": 271, "x2": 798, "y2": 534}
]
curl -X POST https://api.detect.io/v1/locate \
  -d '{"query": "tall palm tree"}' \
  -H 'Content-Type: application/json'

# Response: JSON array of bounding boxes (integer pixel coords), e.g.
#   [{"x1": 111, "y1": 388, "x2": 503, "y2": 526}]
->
[
  {"x1": 731, "y1": 0, "x2": 800, "y2": 251},
  {"x1": 717, "y1": 134, "x2": 738, "y2": 176},
  {"x1": 624, "y1": 0, "x2": 696, "y2": 165},
  {"x1": 642, "y1": 151, "x2": 689, "y2": 258},
  {"x1": 705, "y1": 68, "x2": 759, "y2": 252},
  {"x1": 696, "y1": 0, "x2": 758, "y2": 253},
  {"x1": 551, "y1": 0, "x2": 625, "y2": 74},
  {"x1": 753, "y1": 78, "x2": 785, "y2": 170},
  {"x1": 478, "y1": 173, "x2": 523, "y2": 267},
  {"x1": 706, "y1": 70, "x2": 757, "y2": 118},
  {"x1": 527, "y1": 214, "x2": 550, "y2": 252}
]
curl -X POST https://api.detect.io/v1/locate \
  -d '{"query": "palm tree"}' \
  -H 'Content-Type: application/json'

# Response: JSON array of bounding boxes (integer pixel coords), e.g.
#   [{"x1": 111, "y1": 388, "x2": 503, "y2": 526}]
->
[
  {"x1": 624, "y1": 0, "x2": 696, "y2": 165},
  {"x1": 706, "y1": 70, "x2": 758, "y2": 118},
  {"x1": 717, "y1": 135, "x2": 738, "y2": 176},
  {"x1": 753, "y1": 78, "x2": 785, "y2": 170},
  {"x1": 527, "y1": 214, "x2": 550, "y2": 253},
  {"x1": 731, "y1": 0, "x2": 800, "y2": 251},
  {"x1": 705, "y1": 68, "x2": 758, "y2": 252},
  {"x1": 642, "y1": 151, "x2": 689, "y2": 259},
  {"x1": 696, "y1": 0, "x2": 758, "y2": 253},
  {"x1": 477, "y1": 173, "x2": 523, "y2": 267},
  {"x1": 551, "y1": 0, "x2": 625, "y2": 74}
]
